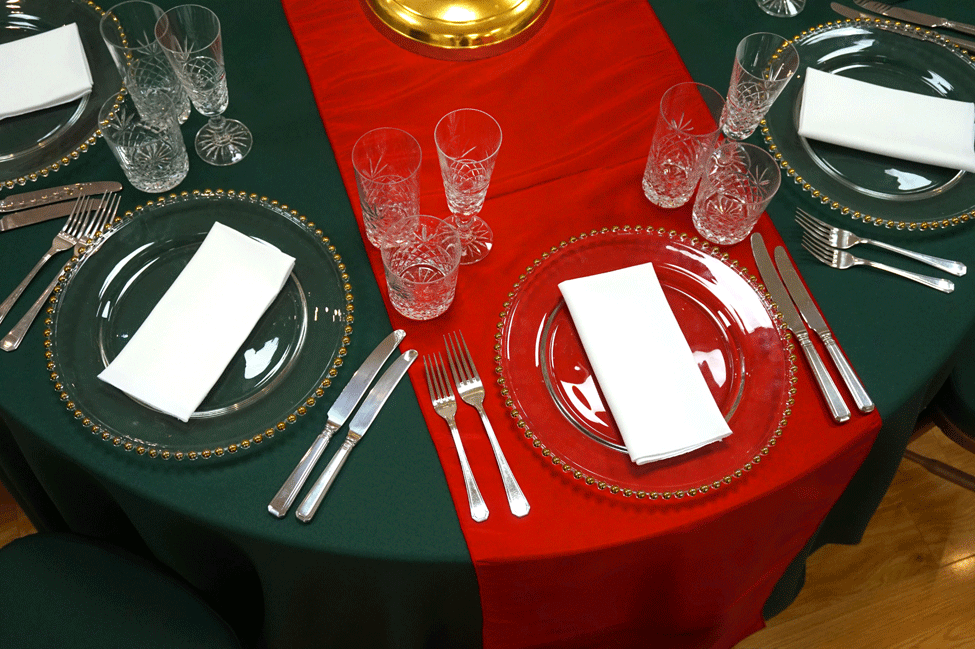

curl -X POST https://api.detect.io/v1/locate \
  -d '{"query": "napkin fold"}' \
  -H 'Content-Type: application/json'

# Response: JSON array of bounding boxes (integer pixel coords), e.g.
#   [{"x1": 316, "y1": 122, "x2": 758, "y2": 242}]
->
[
  {"x1": 98, "y1": 222, "x2": 296, "y2": 422},
  {"x1": 0, "y1": 24, "x2": 94, "y2": 121},
  {"x1": 558, "y1": 262, "x2": 732, "y2": 465},
  {"x1": 798, "y1": 68, "x2": 975, "y2": 173}
]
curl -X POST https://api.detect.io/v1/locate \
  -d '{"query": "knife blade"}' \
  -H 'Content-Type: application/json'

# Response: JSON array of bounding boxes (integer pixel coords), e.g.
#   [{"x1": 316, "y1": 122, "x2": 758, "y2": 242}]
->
[
  {"x1": 773, "y1": 246, "x2": 875, "y2": 414},
  {"x1": 0, "y1": 182, "x2": 122, "y2": 213},
  {"x1": 833, "y1": 3, "x2": 975, "y2": 51},
  {"x1": 751, "y1": 233, "x2": 851, "y2": 423},
  {"x1": 853, "y1": 0, "x2": 975, "y2": 38},
  {"x1": 296, "y1": 349, "x2": 418, "y2": 522},
  {"x1": 0, "y1": 196, "x2": 110, "y2": 233},
  {"x1": 267, "y1": 329, "x2": 407, "y2": 517}
]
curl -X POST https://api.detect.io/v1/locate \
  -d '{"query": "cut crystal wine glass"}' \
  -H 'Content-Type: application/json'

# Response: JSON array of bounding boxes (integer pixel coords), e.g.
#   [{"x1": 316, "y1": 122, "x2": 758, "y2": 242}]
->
[{"x1": 155, "y1": 4, "x2": 252, "y2": 166}]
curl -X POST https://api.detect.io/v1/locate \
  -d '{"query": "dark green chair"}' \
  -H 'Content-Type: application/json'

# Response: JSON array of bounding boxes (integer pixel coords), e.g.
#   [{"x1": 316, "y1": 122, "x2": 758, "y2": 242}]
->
[
  {"x1": 0, "y1": 533, "x2": 244, "y2": 649},
  {"x1": 906, "y1": 340, "x2": 975, "y2": 492}
]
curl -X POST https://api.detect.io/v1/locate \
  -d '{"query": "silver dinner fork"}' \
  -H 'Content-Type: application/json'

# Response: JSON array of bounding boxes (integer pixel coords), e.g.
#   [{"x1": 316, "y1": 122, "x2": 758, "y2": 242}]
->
[
  {"x1": 802, "y1": 233, "x2": 955, "y2": 293},
  {"x1": 1, "y1": 193, "x2": 121, "y2": 352},
  {"x1": 424, "y1": 353, "x2": 488, "y2": 522},
  {"x1": 795, "y1": 208, "x2": 966, "y2": 277},
  {"x1": 444, "y1": 331, "x2": 529, "y2": 518},
  {"x1": 0, "y1": 195, "x2": 96, "y2": 327}
]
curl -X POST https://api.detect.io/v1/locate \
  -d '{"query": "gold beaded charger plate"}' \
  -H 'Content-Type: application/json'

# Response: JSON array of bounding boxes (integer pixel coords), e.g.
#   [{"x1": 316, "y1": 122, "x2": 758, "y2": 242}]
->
[
  {"x1": 45, "y1": 190, "x2": 353, "y2": 461},
  {"x1": 496, "y1": 227, "x2": 795, "y2": 500},
  {"x1": 0, "y1": 0, "x2": 122, "y2": 191},
  {"x1": 763, "y1": 19, "x2": 975, "y2": 231}
]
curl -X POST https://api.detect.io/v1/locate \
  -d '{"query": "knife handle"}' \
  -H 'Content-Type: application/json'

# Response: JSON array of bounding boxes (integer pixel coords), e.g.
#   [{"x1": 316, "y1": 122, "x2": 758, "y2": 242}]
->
[
  {"x1": 945, "y1": 20, "x2": 975, "y2": 38},
  {"x1": 267, "y1": 428, "x2": 336, "y2": 517},
  {"x1": 797, "y1": 332, "x2": 851, "y2": 423},
  {"x1": 296, "y1": 432, "x2": 360, "y2": 522},
  {"x1": 820, "y1": 332, "x2": 875, "y2": 414}
]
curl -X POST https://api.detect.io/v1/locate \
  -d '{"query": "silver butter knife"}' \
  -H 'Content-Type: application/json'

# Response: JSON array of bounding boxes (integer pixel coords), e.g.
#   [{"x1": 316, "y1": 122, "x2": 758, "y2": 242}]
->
[
  {"x1": 0, "y1": 182, "x2": 122, "y2": 214},
  {"x1": 0, "y1": 197, "x2": 111, "y2": 233},
  {"x1": 774, "y1": 246, "x2": 875, "y2": 414},
  {"x1": 833, "y1": 3, "x2": 975, "y2": 51},
  {"x1": 751, "y1": 233, "x2": 851, "y2": 423},
  {"x1": 268, "y1": 329, "x2": 406, "y2": 517},
  {"x1": 296, "y1": 349, "x2": 418, "y2": 522},
  {"x1": 854, "y1": 0, "x2": 975, "y2": 37}
]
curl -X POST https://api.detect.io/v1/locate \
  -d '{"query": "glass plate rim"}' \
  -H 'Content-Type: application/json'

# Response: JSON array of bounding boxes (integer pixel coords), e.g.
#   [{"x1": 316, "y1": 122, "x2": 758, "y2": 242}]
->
[
  {"x1": 495, "y1": 225, "x2": 797, "y2": 502},
  {"x1": 762, "y1": 17, "x2": 975, "y2": 232},
  {"x1": 43, "y1": 188, "x2": 354, "y2": 461},
  {"x1": 0, "y1": 0, "x2": 122, "y2": 191}
]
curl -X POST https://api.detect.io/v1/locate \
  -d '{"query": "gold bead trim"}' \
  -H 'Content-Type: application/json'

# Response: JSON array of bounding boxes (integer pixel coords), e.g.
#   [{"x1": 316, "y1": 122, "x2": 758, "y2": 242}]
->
[
  {"x1": 763, "y1": 18, "x2": 975, "y2": 232},
  {"x1": 0, "y1": 2, "x2": 117, "y2": 192},
  {"x1": 494, "y1": 225, "x2": 796, "y2": 500},
  {"x1": 43, "y1": 189, "x2": 353, "y2": 460}
]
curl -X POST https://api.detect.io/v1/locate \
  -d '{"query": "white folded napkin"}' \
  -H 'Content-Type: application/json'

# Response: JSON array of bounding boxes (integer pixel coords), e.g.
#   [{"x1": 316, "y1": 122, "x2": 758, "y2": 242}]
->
[
  {"x1": 98, "y1": 222, "x2": 296, "y2": 422},
  {"x1": 558, "y1": 262, "x2": 732, "y2": 465},
  {"x1": 0, "y1": 24, "x2": 94, "y2": 121},
  {"x1": 798, "y1": 68, "x2": 975, "y2": 173}
]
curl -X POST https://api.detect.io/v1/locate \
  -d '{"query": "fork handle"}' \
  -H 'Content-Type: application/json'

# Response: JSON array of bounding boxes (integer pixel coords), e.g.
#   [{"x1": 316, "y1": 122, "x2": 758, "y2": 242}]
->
[
  {"x1": 447, "y1": 422, "x2": 489, "y2": 522},
  {"x1": 862, "y1": 238, "x2": 966, "y2": 277},
  {"x1": 0, "y1": 246, "x2": 58, "y2": 325},
  {"x1": 858, "y1": 258, "x2": 955, "y2": 293},
  {"x1": 1, "y1": 268, "x2": 62, "y2": 352},
  {"x1": 475, "y1": 407, "x2": 529, "y2": 517}
]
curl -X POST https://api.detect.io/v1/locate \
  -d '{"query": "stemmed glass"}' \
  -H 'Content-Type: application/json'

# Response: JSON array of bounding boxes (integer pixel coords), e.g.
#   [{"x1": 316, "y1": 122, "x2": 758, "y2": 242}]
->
[
  {"x1": 155, "y1": 4, "x2": 252, "y2": 166},
  {"x1": 434, "y1": 108, "x2": 502, "y2": 265}
]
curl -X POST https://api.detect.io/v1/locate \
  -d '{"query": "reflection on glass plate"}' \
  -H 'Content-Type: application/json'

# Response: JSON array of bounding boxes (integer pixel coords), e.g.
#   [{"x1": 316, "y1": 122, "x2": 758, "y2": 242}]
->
[
  {"x1": 0, "y1": 0, "x2": 122, "y2": 190},
  {"x1": 763, "y1": 19, "x2": 975, "y2": 231},
  {"x1": 46, "y1": 190, "x2": 354, "y2": 461},
  {"x1": 497, "y1": 226, "x2": 795, "y2": 500}
]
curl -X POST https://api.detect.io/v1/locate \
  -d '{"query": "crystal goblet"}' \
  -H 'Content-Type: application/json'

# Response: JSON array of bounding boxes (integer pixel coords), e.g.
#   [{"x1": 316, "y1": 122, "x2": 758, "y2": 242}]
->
[
  {"x1": 155, "y1": 4, "x2": 252, "y2": 166},
  {"x1": 434, "y1": 108, "x2": 502, "y2": 265}
]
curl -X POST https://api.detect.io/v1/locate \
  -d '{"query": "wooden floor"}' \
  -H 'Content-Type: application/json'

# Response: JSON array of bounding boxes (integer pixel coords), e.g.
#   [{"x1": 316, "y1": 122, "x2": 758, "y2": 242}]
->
[{"x1": 1, "y1": 426, "x2": 973, "y2": 648}]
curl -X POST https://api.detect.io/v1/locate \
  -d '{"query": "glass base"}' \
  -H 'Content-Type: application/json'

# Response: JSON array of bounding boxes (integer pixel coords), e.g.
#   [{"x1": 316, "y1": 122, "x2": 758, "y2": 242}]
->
[
  {"x1": 195, "y1": 117, "x2": 253, "y2": 166},
  {"x1": 445, "y1": 214, "x2": 493, "y2": 264},
  {"x1": 755, "y1": 0, "x2": 805, "y2": 17}
]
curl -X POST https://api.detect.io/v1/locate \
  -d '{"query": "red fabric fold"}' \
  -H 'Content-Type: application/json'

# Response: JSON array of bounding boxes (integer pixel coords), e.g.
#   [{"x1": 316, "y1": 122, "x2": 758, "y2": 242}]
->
[{"x1": 280, "y1": 1, "x2": 883, "y2": 646}]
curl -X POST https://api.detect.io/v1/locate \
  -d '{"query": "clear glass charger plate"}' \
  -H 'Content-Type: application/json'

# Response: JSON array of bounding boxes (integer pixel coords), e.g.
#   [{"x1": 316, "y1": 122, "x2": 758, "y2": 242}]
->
[
  {"x1": 0, "y1": 0, "x2": 122, "y2": 191},
  {"x1": 496, "y1": 227, "x2": 796, "y2": 500},
  {"x1": 45, "y1": 190, "x2": 354, "y2": 461},
  {"x1": 762, "y1": 19, "x2": 975, "y2": 231}
]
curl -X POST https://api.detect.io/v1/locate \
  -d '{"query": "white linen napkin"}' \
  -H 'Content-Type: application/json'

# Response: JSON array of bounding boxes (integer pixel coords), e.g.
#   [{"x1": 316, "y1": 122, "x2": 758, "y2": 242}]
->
[
  {"x1": 0, "y1": 24, "x2": 94, "y2": 121},
  {"x1": 558, "y1": 262, "x2": 732, "y2": 465},
  {"x1": 98, "y1": 222, "x2": 296, "y2": 422},
  {"x1": 797, "y1": 68, "x2": 975, "y2": 173}
]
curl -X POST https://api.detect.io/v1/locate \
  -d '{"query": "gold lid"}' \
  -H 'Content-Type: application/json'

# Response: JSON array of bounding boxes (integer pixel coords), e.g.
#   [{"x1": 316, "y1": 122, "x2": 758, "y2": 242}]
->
[{"x1": 359, "y1": 0, "x2": 554, "y2": 60}]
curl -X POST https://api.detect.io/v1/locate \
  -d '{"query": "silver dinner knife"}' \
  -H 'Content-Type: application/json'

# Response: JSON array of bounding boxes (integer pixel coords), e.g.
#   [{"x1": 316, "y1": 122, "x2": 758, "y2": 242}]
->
[
  {"x1": 833, "y1": 3, "x2": 975, "y2": 51},
  {"x1": 0, "y1": 182, "x2": 121, "y2": 213},
  {"x1": 296, "y1": 349, "x2": 418, "y2": 522},
  {"x1": 0, "y1": 197, "x2": 111, "y2": 233},
  {"x1": 267, "y1": 329, "x2": 406, "y2": 517},
  {"x1": 751, "y1": 233, "x2": 851, "y2": 423},
  {"x1": 774, "y1": 246, "x2": 875, "y2": 414},
  {"x1": 853, "y1": 0, "x2": 975, "y2": 38}
]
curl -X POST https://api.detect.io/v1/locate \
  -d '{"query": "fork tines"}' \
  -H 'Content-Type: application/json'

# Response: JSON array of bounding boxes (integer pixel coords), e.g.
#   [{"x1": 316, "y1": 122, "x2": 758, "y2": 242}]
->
[
  {"x1": 801, "y1": 233, "x2": 836, "y2": 263},
  {"x1": 443, "y1": 330, "x2": 478, "y2": 385},
  {"x1": 424, "y1": 353, "x2": 455, "y2": 410},
  {"x1": 794, "y1": 207, "x2": 830, "y2": 235}
]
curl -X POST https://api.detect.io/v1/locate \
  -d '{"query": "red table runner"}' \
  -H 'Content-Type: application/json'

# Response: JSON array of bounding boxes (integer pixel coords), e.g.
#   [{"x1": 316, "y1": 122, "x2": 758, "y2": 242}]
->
[{"x1": 281, "y1": 1, "x2": 883, "y2": 646}]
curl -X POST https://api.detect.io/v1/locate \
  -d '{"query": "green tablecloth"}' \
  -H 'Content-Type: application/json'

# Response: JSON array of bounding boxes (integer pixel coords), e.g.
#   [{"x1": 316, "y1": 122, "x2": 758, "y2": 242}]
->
[{"x1": 0, "y1": 0, "x2": 973, "y2": 646}]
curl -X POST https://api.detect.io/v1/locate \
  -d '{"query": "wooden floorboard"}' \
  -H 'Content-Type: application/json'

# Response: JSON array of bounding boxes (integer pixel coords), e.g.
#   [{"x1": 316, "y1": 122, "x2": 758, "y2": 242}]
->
[
  {"x1": 734, "y1": 426, "x2": 975, "y2": 648},
  {"x1": 2, "y1": 427, "x2": 973, "y2": 647}
]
